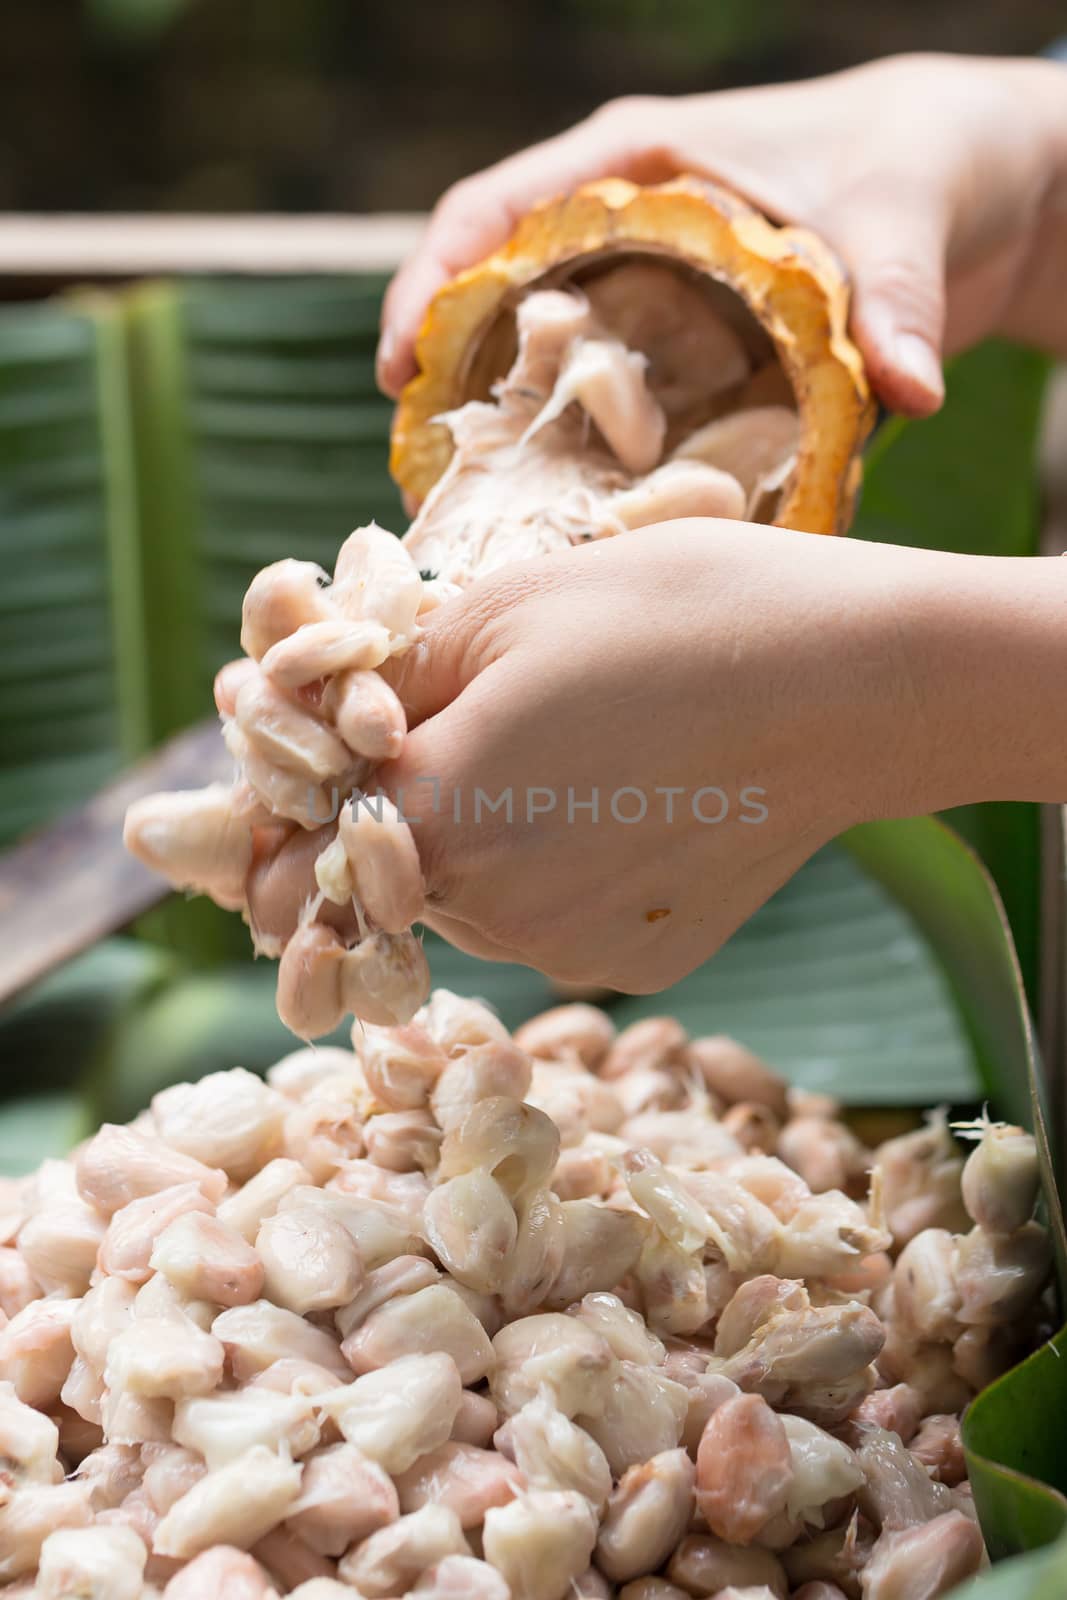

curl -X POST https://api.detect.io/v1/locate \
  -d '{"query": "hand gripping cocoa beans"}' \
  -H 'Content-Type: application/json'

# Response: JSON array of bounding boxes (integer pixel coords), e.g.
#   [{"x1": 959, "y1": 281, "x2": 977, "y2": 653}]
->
[{"x1": 125, "y1": 282, "x2": 801, "y2": 1040}]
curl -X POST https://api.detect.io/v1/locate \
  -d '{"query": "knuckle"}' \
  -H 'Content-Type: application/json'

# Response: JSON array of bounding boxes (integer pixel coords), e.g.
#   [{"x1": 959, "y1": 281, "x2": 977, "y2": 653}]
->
[
  {"x1": 590, "y1": 92, "x2": 662, "y2": 130},
  {"x1": 434, "y1": 178, "x2": 466, "y2": 215},
  {"x1": 865, "y1": 255, "x2": 944, "y2": 327},
  {"x1": 434, "y1": 176, "x2": 479, "y2": 226},
  {"x1": 415, "y1": 823, "x2": 456, "y2": 910}
]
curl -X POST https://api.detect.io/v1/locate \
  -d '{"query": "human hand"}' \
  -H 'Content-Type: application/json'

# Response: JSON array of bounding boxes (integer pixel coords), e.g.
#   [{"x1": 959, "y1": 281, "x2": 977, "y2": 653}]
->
[
  {"x1": 377, "y1": 53, "x2": 1067, "y2": 416},
  {"x1": 244, "y1": 520, "x2": 1067, "y2": 994}
]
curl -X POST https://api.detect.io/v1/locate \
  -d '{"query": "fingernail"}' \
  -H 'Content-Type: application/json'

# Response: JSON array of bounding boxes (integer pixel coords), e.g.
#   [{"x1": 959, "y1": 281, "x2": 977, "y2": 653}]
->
[
  {"x1": 893, "y1": 332, "x2": 944, "y2": 404},
  {"x1": 376, "y1": 327, "x2": 396, "y2": 380}
]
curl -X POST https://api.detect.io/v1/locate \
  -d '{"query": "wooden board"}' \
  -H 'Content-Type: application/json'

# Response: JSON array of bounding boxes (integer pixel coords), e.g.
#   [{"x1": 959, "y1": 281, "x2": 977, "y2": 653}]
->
[{"x1": 0, "y1": 719, "x2": 231, "y2": 1008}]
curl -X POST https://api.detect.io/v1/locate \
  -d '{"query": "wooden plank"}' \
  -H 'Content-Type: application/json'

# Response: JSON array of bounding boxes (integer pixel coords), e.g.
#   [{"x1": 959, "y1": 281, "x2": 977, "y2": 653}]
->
[
  {"x1": 0, "y1": 719, "x2": 231, "y2": 1009},
  {"x1": 0, "y1": 214, "x2": 425, "y2": 277}
]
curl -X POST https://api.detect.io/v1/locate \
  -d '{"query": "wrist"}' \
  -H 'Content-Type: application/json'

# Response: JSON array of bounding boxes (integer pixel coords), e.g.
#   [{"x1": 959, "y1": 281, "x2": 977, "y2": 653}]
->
[{"x1": 870, "y1": 545, "x2": 1067, "y2": 815}]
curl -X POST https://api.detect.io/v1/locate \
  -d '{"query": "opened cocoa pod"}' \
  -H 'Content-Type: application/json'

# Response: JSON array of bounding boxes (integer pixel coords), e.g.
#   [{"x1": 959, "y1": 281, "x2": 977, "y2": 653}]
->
[{"x1": 391, "y1": 177, "x2": 876, "y2": 542}]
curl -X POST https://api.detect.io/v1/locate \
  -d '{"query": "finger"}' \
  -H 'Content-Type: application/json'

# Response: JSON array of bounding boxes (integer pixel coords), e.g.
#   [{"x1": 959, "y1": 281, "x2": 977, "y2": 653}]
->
[
  {"x1": 380, "y1": 567, "x2": 534, "y2": 728},
  {"x1": 377, "y1": 622, "x2": 478, "y2": 731},
  {"x1": 374, "y1": 718, "x2": 467, "y2": 909},
  {"x1": 246, "y1": 822, "x2": 358, "y2": 947},
  {"x1": 376, "y1": 105, "x2": 671, "y2": 398},
  {"x1": 820, "y1": 175, "x2": 949, "y2": 417},
  {"x1": 376, "y1": 660, "x2": 519, "y2": 912},
  {"x1": 213, "y1": 657, "x2": 256, "y2": 716}
]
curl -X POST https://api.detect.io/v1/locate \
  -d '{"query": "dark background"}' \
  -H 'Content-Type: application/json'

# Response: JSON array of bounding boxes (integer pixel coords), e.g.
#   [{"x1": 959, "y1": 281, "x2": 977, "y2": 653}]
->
[{"x1": 2, "y1": 0, "x2": 1065, "y2": 215}]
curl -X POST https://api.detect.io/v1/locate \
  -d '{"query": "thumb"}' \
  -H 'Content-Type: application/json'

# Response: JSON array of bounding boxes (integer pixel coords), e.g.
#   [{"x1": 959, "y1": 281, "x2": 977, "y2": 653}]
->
[
  {"x1": 376, "y1": 108, "x2": 672, "y2": 398},
  {"x1": 379, "y1": 587, "x2": 493, "y2": 728},
  {"x1": 826, "y1": 179, "x2": 948, "y2": 417},
  {"x1": 383, "y1": 561, "x2": 550, "y2": 725}
]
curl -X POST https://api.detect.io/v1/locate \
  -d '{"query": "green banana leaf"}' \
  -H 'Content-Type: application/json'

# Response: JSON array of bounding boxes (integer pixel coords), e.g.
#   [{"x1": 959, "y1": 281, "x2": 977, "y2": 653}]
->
[
  {"x1": 963, "y1": 1327, "x2": 1067, "y2": 1566},
  {"x1": 0, "y1": 1093, "x2": 95, "y2": 1176},
  {"x1": 0, "y1": 296, "x2": 144, "y2": 845},
  {"x1": 126, "y1": 274, "x2": 401, "y2": 740},
  {"x1": 854, "y1": 340, "x2": 1052, "y2": 1004},
  {"x1": 434, "y1": 840, "x2": 981, "y2": 1105},
  {"x1": 955, "y1": 1534, "x2": 1067, "y2": 1600},
  {"x1": 85, "y1": 961, "x2": 351, "y2": 1128},
  {"x1": 0, "y1": 939, "x2": 175, "y2": 1165},
  {"x1": 0, "y1": 937, "x2": 174, "y2": 1092}
]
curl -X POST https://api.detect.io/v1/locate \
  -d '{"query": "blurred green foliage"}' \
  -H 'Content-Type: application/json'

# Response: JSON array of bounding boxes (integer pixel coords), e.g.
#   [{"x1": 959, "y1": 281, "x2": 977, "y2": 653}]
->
[
  {"x1": 4, "y1": 1, "x2": 1064, "y2": 214},
  {"x1": 86, "y1": 0, "x2": 193, "y2": 44},
  {"x1": 564, "y1": 0, "x2": 794, "y2": 67}
]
